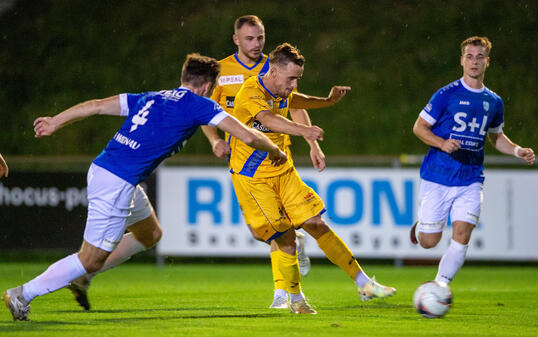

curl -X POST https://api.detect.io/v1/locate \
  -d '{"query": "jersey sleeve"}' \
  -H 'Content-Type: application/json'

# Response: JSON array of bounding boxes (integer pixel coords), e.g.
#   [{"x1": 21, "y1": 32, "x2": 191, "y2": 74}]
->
[
  {"x1": 419, "y1": 89, "x2": 448, "y2": 126},
  {"x1": 488, "y1": 97, "x2": 504, "y2": 133},
  {"x1": 121, "y1": 93, "x2": 146, "y2": 117},
  {"x1": 194, "y1": 98, "x2": 229, "y2": 126}
]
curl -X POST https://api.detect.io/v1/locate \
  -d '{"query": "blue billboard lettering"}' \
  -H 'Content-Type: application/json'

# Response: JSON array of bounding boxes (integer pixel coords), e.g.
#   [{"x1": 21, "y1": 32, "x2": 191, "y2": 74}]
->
[
  {"x1": 326, "y1": 180, "x2": 363, "y2": 225},
  {"x1": 230, "y1": 181, "x2": 242, "y2": 225},
  {"x1": 188, "y1": 179, "x2": 222, "y2": 224},
  {"x1": 372, "y1": 180, "x2": 413, "y2": 226},
  {"x1": 303, "y1": 179, "x2": 319, "y2": 193}
]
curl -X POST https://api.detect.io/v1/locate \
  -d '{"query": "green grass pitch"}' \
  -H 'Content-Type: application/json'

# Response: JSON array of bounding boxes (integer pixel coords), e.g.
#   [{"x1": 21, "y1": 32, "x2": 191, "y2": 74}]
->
[{"x1": 1, "y1": 262, "x2": 537, "y2": 337}]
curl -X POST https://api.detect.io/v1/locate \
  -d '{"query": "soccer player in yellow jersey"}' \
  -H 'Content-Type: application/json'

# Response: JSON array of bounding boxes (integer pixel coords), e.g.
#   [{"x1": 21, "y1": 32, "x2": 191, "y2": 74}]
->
[
  {"x1": 230, "y1": 43, "x2": 396, "y2": 314},
  {"x1": 202, "y1": 15, "x2": 321, "y2": 308}
]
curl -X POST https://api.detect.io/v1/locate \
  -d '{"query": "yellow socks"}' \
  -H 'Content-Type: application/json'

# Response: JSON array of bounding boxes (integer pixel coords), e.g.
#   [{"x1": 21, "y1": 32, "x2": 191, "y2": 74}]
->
[
  {"x1": 270, "y1": 250, "x2": 287, "y2": 292},
  {"x1": 272, "y1": 249, "x2": 301, "y2": 294},
  {"x1": 316, "y1": 230, "x2": 362, "y2": 279}
]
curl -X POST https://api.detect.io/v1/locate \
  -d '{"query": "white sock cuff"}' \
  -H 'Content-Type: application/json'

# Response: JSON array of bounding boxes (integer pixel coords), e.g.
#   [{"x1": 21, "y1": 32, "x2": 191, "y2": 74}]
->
[
  {"x1": 71, "y1": 253, "x2": 88, "y2": 274},
  {"x1": 450, "y1": 239, "x2": 468, "y2": 252}
]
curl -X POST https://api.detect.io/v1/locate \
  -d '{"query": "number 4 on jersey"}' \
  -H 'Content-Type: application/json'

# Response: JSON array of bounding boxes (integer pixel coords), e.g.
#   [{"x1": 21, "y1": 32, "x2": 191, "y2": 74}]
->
[{"x1": 130, "y1": 100, "x2": 155, "y2": 132}]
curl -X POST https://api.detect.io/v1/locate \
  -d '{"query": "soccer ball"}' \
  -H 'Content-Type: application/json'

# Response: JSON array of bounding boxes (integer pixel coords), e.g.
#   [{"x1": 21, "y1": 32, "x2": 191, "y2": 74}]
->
[{"x1": 413, "y1": 281, "x2": 452, "y2": 318}]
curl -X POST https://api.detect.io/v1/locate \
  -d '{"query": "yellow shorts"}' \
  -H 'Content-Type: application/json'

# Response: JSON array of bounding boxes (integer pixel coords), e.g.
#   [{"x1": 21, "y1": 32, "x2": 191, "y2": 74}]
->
[{"x1": 231, "y1": 167, "x2": 325, "y2": 242}]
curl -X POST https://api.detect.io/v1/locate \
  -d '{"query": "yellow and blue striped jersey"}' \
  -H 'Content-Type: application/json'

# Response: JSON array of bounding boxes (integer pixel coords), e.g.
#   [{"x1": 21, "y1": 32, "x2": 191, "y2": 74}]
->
[{"x1": 230, "y1": 75, "x2": 295, "y2": 178}]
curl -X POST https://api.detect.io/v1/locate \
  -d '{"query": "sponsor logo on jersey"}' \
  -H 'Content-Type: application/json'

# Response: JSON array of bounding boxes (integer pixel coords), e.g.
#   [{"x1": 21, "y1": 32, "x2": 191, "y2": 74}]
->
[
  {"x1": 113, "y1": 132, "x2": 141, "y2": 150},
  {"x1": 266, "y1": 100, "x2": 274, "y2": 109},
  {"x1": 226, "y1": 96, "x2": 235, "y2": 108},
  {"x1": 218, "y1": 75, "x2": 244, "y2": 85},
  {"x1": 252, "y1": 119, "x2": 272, "y2": 133},
  {"x1": 483, "y1": 101, "x2": 489, "y2": 111},
  {"x1": 159, "y1": 90, "x2": 187, "y2": 102},
  {"x1": 459, "y1": 100, "x2": 470, "y2": 105}
]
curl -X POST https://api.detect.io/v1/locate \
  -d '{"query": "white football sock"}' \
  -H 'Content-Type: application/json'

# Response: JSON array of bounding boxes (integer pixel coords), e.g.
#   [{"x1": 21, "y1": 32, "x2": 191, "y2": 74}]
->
[
  {"x1": 274, "y1": 288, "x2": 287, "y2": 299},
  {"x1": 86, "y1": 233, "x2": 146, "y2": 281},
  {"x1": 22, "y1": 253, "x2": 87, "y2": 303},
  {"x1": 289, "y1": 290, "x2": 305, "y2": 302},
  {"x1": 354, "y1": 271, "x2": 371, "y2": 288},
  {"x1": 435, "y1": 239, "x2": 468, "y2": 284}
]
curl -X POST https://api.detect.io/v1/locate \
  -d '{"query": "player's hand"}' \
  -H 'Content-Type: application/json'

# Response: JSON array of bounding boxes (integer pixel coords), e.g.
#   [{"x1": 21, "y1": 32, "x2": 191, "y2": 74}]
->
[
  {"x1": 310, "y1": 143, "x2": 326, "y2": 172},
  {"x1": 269, "y1": 148, "x2": 287, "y2": 167},
  {"x1": 302, "y1": 125, "x2": 324, "y2": 142},
  {"x1": 327, "y1": 86, "x2": 351, "y2": 104},
  {"x1": 517, "y1": 147, "x2": 535, "y2": 165},
  {"x1": 33, "y1": 116, "x2": 59, "y2": 137},
  {"x1": 211, "y1": 139, "x2": 231, "y2": 159},
  {"x1": 0, "y1": 154, "x2": 8, "y2": 178},
  {"x1": 441, "y1": 138, "x2": 461, "y2": 154}
]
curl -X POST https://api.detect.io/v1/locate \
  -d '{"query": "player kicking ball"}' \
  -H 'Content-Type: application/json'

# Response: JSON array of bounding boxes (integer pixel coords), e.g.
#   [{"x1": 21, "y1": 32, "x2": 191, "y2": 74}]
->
[
  {"x1": 410, "y1": 36, "x2": 535, "y2": 286},
  {"x1": 3, "y1": 53, "x2": 287, "y2": 321},
  {"x1": 229, "y1": 43, "x2": 396, "y2": 314}
]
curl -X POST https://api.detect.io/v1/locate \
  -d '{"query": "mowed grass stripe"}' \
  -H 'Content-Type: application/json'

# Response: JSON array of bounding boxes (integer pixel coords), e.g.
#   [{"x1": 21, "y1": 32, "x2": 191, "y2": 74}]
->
[{"x1": 1, "y1": 263, "x2": 537, "y2": 337}]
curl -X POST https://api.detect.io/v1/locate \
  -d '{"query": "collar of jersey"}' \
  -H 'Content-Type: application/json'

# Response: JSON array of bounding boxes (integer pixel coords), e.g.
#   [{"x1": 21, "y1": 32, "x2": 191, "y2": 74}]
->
[
  {"x1": 459, "y1": 77, "x2": 485, "y2": 93},
  {"x1": 257, "y1": 75, "x2": 278, "y2": 99},
  {"x1": 234, "y1": 52, "x2": 265, "y2": 70}
]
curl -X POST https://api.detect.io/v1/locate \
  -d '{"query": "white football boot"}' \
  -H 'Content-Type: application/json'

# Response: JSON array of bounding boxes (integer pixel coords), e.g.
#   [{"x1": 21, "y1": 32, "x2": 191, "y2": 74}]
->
[
  {"x1": 289, "y1": 299, "x2": 317, "y2": 314},
  {"x1": 357, "y1": 276, "x2": 396, "y2": 301},
  {"x1": 269, "y1": 296, "x2": 289, "y2": 309},
  {"x1": 3, "y1": 286, "x2": 30, "y2": 321}
]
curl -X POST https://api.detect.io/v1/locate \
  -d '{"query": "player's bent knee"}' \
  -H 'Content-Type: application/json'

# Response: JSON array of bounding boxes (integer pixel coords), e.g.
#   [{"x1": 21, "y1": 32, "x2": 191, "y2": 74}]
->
[
  {"x1": 302, "y1": 216, "x2": 330, "y2": 239},
  {"x1": 418, "y1": 235, "x2": 441, "y2": 249}
]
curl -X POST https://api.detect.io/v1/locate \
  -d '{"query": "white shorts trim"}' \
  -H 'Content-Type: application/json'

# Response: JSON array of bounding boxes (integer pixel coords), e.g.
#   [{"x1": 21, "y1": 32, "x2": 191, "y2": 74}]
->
[
  {"x1": 417, "y1": 179, "x2": 483, "y2": 233},
  {"x1": 84, "y1": 164, "x2": 151, "y2": 252}
]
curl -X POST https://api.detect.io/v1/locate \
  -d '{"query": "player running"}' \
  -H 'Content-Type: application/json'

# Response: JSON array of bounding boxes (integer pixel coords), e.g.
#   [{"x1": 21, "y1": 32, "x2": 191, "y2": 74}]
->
[
  {"x1": 3, "y1": 53, "x2": 287, "y2": 321},
  {"x1": 410, "y1": 36, "x2": 535, "y2": 285},
  {"x1": 201, "y1": 15, "x2": 320, "y2": 308},
  {"x1": 229, "y1": 42, "x2": 396, "y2": 314}
]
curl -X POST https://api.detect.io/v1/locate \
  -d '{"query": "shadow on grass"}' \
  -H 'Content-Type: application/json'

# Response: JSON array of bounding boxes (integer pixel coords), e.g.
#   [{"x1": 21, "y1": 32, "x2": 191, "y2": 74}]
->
[
  {"x1": 323, "y1": 302, "x2": 411, "y2": 311},
  {"x1": 0, "y1": 311, "x2": 279, "y2": 330},
  {"x1": 52, "y1": 307, "x2": 229, "y2": 314}
]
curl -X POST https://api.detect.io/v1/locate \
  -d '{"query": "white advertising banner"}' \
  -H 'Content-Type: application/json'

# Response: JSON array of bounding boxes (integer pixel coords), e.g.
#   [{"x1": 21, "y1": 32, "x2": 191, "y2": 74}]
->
[{"x1": 157, "y1": 167, "x2": 538, "y2": 260}]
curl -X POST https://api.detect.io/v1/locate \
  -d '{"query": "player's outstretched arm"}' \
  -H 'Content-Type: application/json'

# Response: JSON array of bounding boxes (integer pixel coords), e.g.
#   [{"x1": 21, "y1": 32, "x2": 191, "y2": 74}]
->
[
  {"x1": 488, "y1": 131, "x2": 535, "y2": 165},
  {"x1": 0, "y1": 153, "x2": 8, "y2": 178},
  {"x1": 256, "y1": 110, "x2": 324, "y2": 141},
  {"x1": 290, "y1": 108, "x2": 325, "y2": 171},
  {"x1": 413, "y1": 116, "x2": 461, "y2": 154},
  {"x1": 216, "y1": 115, "x2": 287, "y2": 166},
  {"x1": 201, "y1": 125, "x2": 231, "y2": 159},
  {"x1": 290, "y1": 86, "x2": 351, "y2": 110},
  {"x1": 34, "y1": 95, "x2": 122, "y2": 138}
]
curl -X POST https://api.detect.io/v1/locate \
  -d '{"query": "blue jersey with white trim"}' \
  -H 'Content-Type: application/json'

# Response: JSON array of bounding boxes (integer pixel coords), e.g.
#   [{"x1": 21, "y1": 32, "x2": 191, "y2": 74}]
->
[
  {"x1": 419, "y1": 78, "x2": 504, "y2": 186},
  {"x1": 93, "y1": 88, "x2": 228, "y2": 185}
]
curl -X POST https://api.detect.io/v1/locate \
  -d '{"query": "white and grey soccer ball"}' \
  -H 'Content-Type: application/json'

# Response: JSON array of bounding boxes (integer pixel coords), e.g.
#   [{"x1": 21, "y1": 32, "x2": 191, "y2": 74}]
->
[{"x1": 413, "y1": 281, "x2": 453, "y2": 318}]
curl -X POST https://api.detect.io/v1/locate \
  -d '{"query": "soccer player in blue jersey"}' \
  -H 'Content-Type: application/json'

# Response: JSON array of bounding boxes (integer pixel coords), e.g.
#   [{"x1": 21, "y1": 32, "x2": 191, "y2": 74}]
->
[
  {"x1": 0, "y1": 153, "x2": 8, "y2": 178},
  {"x1": 2, "y1": 53, "x2": 288, "y2": 321},
  {"x1": 410, "y1": 36, "x2": 535, "y2": 285}
]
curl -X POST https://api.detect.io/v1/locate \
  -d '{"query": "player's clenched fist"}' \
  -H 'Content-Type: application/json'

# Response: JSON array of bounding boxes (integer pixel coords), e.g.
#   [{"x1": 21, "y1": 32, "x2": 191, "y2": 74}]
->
[
  {"x1": 33, "y1": 116, "x2": 58, "y2": 137},
  {"x1": 268, "y1": 148, "x2": 288, "y2": 167},
  {"x1": 441, "y1": 138, "x2": 461, "y2": 154},
  {"x1": 302, "y1": 125, "x2": 324, "y2": 141}
]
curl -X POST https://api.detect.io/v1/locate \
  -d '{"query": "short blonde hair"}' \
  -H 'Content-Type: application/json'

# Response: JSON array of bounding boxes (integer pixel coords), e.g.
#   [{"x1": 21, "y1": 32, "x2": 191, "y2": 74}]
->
[
  {"x1": 460, "y1": 36, "x2": 492, "y2": 55},
  {"x1": 269, "y1": 43, "x2": 305, "y2": 67}
]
